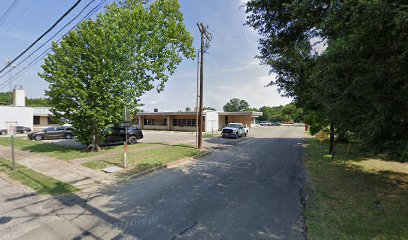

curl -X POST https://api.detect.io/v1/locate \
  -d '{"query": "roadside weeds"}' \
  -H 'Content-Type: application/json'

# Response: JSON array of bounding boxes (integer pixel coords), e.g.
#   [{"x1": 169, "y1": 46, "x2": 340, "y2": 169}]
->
[{"x1": 304, "y1": 138, "x2": 408, "y2": 239}]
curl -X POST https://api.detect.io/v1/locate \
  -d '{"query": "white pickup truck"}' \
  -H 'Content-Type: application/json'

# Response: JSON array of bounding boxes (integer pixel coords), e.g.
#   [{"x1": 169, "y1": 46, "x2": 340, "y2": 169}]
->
[{"x1": 221, "y1": 123, "x2": 248, "y2": 139}]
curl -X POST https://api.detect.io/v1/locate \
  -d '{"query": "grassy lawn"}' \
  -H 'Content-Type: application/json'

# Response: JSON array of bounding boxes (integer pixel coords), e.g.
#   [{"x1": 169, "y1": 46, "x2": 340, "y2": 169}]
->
[
  {"x1": 202, "y1": 133, "x2": 221, "y2": 138},
  {"x1": 0, "y1": 158, "x2": 78, "y2": 195},
  {"x1": 83, "y1": 144, "x2": 200, "y2": 175},
  {"x1": 0, "y1": 137, "x2": 156, "y2": 161},
  {"x1": 304, "y1": 138, "x2": 408, "y2": 239}
]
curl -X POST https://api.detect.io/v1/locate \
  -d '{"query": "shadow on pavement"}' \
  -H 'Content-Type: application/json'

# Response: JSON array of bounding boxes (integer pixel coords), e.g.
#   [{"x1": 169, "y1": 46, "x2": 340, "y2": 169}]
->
[{"x1": 2, "y1": 135, "x2": 310, "y2": 239}]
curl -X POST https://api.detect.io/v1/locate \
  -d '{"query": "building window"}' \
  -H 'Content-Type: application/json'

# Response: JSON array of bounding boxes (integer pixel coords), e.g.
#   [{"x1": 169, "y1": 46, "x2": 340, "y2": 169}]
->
[
  {"x1": 144, "y1": 119, "x2": 155, "y2": 125},
  {"x1": 47, "y1": 116, "x2": 56, "y2": 124},
  {"x1": 33, "y1": 116, "x2": 40, "y2": 125},
  {"x1": 143, "y1": 119, "x2": 168, "y2": 126},
  {"x1": 172, "y1": 119, "x2": 196, "y2": 127}
]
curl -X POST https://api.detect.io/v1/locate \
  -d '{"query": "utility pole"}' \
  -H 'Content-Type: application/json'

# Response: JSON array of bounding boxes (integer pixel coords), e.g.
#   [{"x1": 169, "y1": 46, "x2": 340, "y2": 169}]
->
[
  {"x1": 196, "y1": 23, "x2": 211, "y2": 149},
  {"x1": 195, "y1": 50, "x2": 200, "y2": 148}
]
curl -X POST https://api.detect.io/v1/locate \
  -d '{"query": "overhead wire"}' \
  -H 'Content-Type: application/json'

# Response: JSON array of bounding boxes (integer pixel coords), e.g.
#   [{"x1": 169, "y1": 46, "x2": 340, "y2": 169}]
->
[
  {"x1": 211, "y1": 32, "x2": 258, "y2": 51},
  {"x1": 0, "y1": 0, "x2": 107, "y2": 90},
  {"x1": 0, "y1": 0, "x2": 82, "y2": 74},
  {"x1": 0, "y1": 0, "x2": 97, "y2": 79},
  {"x1": 0, "y1": 0, "x2": 20, "y2": 27},
  {"x1": 5, "y1": 0, "x2": 34, "y2": 31}
]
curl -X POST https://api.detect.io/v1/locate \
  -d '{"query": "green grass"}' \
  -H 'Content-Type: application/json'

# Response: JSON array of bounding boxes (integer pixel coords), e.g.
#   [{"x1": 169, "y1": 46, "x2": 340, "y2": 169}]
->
[
  {"x1": 83, "y1": 144, "x2": 200, "y2": 176},
  {"x1": 0, "y1": 137, "x2": 157, "y2": 161},
  {"x1": 202, "y1": 133, "x2": 221, "y2": 138},
  {"x1": 0, "y1": 158, "x2": 78, "y2": 195},
  {"x1": 304, "y1": 138, "x2": 408, "y2": 239},
  {"x1": 0, "y1": 137, "x2": 101, "y2": 161}
]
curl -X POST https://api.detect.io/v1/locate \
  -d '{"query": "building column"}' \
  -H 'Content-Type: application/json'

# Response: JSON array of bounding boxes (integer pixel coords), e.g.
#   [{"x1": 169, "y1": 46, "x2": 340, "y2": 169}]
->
[
  {"x1": 138, "y1": 116, "x2": 143, "y2": 129},
  {"x1": 167, "y1": 116, "x2": 171, "y2": 130}
]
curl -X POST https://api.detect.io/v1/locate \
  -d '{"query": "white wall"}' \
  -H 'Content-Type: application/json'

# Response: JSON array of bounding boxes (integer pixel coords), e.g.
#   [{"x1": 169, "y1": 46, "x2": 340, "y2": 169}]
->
[
  {"x1": 205, "y1": 111, "x2": 218, "y2": 133},
  {"x1": 0, "y1": 106, "x2": 33, "y2": 131},
  {"x1": 13, "y1": 89, "x2": 25, "y2": 107}
]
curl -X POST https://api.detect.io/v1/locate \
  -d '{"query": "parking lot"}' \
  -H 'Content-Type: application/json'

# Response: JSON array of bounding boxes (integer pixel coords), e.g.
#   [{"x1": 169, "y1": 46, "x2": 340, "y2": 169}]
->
[{"x1": 0, "y1": 124, "x2": 303, "y2": 149}]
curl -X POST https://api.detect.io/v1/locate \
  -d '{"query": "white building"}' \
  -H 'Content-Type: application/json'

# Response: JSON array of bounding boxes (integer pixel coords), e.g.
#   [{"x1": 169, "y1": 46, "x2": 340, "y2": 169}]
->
[{"x1": 0, "y1": 86, "x2": 55, "y2": 134}]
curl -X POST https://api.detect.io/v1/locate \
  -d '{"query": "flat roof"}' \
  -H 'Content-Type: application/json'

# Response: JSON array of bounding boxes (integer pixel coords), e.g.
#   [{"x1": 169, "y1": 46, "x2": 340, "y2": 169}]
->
[
  {"x1": 218, "y1": 111, "x2": 263, "y2": 116},
  {"x1": 32, "y1": 107, "x2": 52, "y2": 116},
  {"x1": 137, "y1": 111, "x2": 262, "y2": 117}
]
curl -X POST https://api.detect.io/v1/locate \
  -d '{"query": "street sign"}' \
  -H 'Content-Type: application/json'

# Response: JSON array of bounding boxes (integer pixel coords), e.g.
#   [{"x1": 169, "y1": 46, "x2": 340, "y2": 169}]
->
[
  {"x1": 315, "y1": 130, "x2": 328, "y2": 142},
  {"x1": 120, "y1": 122, "x2": 132, "y2": 128}
]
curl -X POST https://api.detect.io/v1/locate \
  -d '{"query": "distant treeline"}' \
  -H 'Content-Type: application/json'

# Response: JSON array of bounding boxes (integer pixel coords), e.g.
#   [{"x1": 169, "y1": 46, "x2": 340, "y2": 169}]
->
[{"x1": 0, "y1": 91, "x2": 50, "y2": 107}]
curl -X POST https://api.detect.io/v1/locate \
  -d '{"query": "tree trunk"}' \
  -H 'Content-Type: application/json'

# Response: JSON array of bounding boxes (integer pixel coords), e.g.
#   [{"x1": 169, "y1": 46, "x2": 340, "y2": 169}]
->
[
  {"x1": 329, "y1": 122, "x2": 335, "y2": 153},
  {"x1": 91, "y1": 134, "x2": 100, "y2": 152}
]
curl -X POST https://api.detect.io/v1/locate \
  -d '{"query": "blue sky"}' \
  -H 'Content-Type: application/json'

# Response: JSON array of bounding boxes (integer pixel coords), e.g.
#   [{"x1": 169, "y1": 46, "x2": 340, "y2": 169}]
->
[{"x1": 0, "y1": 0, "x2": 292, "y2": 111}]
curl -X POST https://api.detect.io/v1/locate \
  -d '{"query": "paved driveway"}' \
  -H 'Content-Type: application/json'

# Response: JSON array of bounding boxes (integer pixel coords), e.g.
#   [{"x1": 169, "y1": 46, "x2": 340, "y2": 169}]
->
[{"x1": 0, "y1": 126, "x2": 306, "y2": 239}]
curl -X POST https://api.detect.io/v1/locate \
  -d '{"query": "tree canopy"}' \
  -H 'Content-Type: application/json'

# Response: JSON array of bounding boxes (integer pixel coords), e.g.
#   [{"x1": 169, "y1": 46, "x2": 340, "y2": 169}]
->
[
  {"x1": 223, "y1": 98, "x2": 250, "y2": 112},
  {"x1": 246, "y1": 0, "x2": 408, "y2": 157},
  {"x1": 258, "y1": 104, "x2": 303, "y2": 122},
  {"x1": 39, "y1": 0, "x2": 195, "y2": 150},
  {"x1": 203, "y1": 107, "x2": 217, "y2": 111}
]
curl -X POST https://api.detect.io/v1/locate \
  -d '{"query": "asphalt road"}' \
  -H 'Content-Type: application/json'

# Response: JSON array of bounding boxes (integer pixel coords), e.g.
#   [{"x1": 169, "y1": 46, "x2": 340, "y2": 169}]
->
[
  {"x1": 0, "y1": 126, "x2": 306, "y2": 239},
  {"x1": 88, "y1": 126, "x2": 307, "y2": 239}
]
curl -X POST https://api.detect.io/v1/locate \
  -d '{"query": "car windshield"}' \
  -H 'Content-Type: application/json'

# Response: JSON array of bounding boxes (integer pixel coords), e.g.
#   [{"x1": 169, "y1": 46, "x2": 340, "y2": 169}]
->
[{"x1": 226, "y1": 124, "x2": 241, "y2": 128}]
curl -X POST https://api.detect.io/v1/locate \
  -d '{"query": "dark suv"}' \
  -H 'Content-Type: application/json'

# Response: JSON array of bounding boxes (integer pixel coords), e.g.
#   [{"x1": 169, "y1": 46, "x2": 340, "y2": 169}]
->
[
  {"x1": 104, "y1": 126, "x2": 143, "y2": 144},
  {"x1": 28, "y1": 126, "x2": 74, "y2": 141},
  {"x1": 16, "y1": 126, "x2": 32, "y2": 134}
]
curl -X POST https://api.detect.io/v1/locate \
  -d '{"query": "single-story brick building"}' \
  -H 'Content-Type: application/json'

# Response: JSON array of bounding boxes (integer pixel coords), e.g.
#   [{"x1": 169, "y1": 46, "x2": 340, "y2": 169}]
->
[{"x1": 135, "y1": 110, "x2": 262, "y2": 132}]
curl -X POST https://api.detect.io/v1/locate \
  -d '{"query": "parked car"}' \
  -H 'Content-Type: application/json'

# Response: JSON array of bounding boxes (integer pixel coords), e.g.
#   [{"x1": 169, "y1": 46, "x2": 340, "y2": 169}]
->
[
  {"x1": 0, "y1": 129, "x2": 6, "y2": 135},
  {"x1": 28, "y1": 126, "x2": 74, "y2": 141},
  {"x1": 221, "y1": 123, "x2": 248, "y2": 139},
  {"x1": 16, "y1": 126, "x2": 31, "y2": 134},
  {"x1": 259, "y1": 121, "x2": 271, "y2": 126},
  {"x1": 104, "y1": 126, "x2": 143, "y2": 145},
  {"x1": 271, "y1": 122, "x2": 281, "y2": 126}
]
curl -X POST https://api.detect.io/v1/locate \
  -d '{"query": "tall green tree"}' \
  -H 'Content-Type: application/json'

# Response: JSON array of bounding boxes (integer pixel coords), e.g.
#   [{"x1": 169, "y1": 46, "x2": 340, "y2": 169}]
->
[
  {"x1": 40, "y1": 0, "x2": 195, "y2": 150},
  {"x1": 246, "y1": 0, "x2": 408, "y2": 155},
  {"x1": 223, "y1": 98, "x2": 250, "y2": 112}
]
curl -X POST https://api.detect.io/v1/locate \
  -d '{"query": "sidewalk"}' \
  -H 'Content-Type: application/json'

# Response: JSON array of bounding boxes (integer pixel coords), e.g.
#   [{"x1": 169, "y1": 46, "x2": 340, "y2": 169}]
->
[
  {"x1": 0, "y1": 177, "x2": 129, "y2": 240},
  {"x1": 0, "y1": 145, "x2": 115, "y2": 191}
]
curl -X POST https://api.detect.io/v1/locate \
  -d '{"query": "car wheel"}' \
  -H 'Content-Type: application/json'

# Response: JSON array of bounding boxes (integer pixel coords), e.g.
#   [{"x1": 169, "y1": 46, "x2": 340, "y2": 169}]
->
[
  {"x1": 34, "y1": 135, "x2": 43, "y2": 141},
  {"x1": 65, "y1": 134, "x2": 73, "y2": 139},
  {"x1": 235, "y1": 133, "x2": 239, "y2": 139},
  {"x1": 244, "y1": 132, "x2": 247, "y2": 137},
  {"x1": 128, "y1": 136, "x2": 138, "y2": 144},
  {"x1": 0, "y1": 131, "x2": 5, "y2": 135}
]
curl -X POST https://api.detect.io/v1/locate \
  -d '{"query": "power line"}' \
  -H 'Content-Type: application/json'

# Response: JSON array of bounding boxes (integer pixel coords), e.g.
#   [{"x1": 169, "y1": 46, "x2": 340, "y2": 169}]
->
[
  {"x1": 0, "y1": 0, "x2": 82, "y2": 74},
  {"x1": 211, "y1": 32, "x2": 258, "y2": 51},
  {"x1": 0, "y1": 0, "x2": 97, "y2": 79},
  {"x1": 0, "y1": 0, "x2": 107, "y2": 90},
  {"x1": 5, "y1": 0, "x2": 33, "y2": 31},
  {"x1": 0, "y1": 0, "x2": 20, "y2": 27},
  {"x1": 0, "y1": 48, "x2": 51, "y2": 90},
  {"x1": 210, "y1": 29, "x2": 251, "y2": 40}
]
